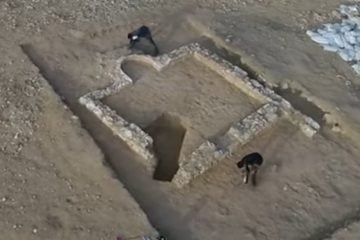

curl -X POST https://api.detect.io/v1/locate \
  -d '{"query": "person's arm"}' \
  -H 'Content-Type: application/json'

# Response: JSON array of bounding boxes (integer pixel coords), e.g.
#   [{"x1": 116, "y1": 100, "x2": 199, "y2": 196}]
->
[{"x1": 129, "y1": 39, "x2": 136, "y2": 49}]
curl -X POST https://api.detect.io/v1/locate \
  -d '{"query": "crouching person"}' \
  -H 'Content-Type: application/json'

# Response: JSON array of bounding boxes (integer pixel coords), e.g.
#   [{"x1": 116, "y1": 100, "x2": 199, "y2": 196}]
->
[
  {"x1": 237, "y1": 152, "x2": 264, "y2": 186},
  {"x1": 127, "y1": 25, "x2": 159, "y2": 56}
]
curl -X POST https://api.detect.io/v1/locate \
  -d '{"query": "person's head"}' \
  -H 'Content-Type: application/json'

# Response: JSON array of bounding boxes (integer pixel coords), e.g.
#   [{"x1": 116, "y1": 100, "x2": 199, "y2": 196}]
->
[
  {"x1": 127, "y1": 33, "x2": 133, "y2": 39},
  {"x1": 237, "y1": 159, "x2": 245, "y2": 169}
]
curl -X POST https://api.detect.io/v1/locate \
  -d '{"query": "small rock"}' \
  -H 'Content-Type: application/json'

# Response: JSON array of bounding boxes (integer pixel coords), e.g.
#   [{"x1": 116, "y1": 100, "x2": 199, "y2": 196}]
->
[
  {"x1": 71, "y1": 115, "x2": 79, "y2": 120},
  {"x1": 225, "y1": 35, "x2": 232, "y2": 42},
  {"x1": 311, "y1": 11, "x2": 326, "y2": 22},
  {"x1": 300, "y1": 123, "x2": 318, "y2": 138},
  {"x1": 280, "y1": 82, "x2": 289, "y2": 89},
  {"x1": 32, "y1": 227, "x2": 38, "y2": 234},
  {"x1": 331, "y1": 123, "x2": 342, "y2": 132},
  {"x1": 271, "y1": 164, "x2": 279, "y2": 172},
  {"x1": 331, "y1": 10, "x2": 341, "y2": 19}
]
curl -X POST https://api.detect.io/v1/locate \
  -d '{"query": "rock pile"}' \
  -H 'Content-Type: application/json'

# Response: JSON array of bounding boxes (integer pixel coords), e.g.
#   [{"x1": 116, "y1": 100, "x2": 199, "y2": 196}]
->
[{"x1": 307, "y1": 5, "x2": 360, "y2": 74}]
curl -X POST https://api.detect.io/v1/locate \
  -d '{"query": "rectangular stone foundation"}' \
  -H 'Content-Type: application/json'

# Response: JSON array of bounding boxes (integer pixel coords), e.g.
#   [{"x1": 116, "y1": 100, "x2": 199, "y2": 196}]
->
[{"x1": 79, "y1": 43, "x2": 320, "y2": 187}]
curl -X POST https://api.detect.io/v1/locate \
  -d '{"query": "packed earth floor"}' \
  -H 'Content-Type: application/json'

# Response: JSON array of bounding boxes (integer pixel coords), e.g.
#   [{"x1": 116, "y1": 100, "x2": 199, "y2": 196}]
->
[{"x1": 1, "y1": 1, "x2": 360, "y2": 240}]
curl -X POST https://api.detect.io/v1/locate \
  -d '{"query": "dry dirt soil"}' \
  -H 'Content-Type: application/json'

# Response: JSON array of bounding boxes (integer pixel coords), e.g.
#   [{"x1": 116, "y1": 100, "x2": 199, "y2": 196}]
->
[{"x1": 1, "y1": 0, "x2": 360, "y2": 240}]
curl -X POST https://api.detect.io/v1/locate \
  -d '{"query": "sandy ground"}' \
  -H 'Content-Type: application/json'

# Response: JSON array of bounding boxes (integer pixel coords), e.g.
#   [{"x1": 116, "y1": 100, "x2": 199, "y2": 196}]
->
[
  {"x1": 105, "y1": 57, "x2": 260, "y2": 157},
  {"x1": 0, "y1": 83, "x2": 156, "y2": 240},
  {"x1": 2, "y1": 0, "x2": 360, "y2": 240},
  {"x1": 327, "y1": 221, "x2": 360, "y2": 240}
]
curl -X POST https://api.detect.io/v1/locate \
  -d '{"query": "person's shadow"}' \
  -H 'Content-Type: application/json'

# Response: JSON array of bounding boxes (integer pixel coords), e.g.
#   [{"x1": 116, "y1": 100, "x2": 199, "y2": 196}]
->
[{"x1": 131, "y1": 38, "x2": 159, "y2": 56}]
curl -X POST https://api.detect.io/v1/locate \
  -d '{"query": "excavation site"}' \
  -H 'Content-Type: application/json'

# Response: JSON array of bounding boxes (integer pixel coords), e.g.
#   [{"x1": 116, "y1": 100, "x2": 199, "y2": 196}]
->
[{"x1": 3, "y1": 2, "x2": 360, "y2": 240}]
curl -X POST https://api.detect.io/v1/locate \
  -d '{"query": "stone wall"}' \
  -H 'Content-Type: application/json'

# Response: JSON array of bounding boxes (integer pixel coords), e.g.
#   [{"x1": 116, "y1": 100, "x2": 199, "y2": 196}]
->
[{"x1": 79, "y1": 43, "x2": 320, "y2": 187}]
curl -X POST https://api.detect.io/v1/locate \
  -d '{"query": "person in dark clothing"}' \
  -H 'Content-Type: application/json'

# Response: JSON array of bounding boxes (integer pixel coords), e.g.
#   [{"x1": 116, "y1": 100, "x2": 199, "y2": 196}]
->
[
  {"x1": 237, "y1": 152, "x2": 264, "y2": 186},
  {"x1": 127, "y1": 25, "x2": 159, "y2": 56}
]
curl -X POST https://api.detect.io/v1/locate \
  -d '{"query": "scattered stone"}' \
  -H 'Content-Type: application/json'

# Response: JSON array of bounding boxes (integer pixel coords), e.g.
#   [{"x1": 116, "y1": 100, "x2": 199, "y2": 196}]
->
[
  {"x1": 307, "y1": 4, "x2": 360, "y2": 75},
  {"x1": 280, "y1": 81, "x2": 289, "y2": 89},
  {"x1": 331, "y1": 122, "x2": 342, "y2": 132},
  {"x1": 71, "y1": 115, "x2": 79, "y2": 120},
  {"x1": 271, "y1": 164, "x2": 279, "y2": 173}
]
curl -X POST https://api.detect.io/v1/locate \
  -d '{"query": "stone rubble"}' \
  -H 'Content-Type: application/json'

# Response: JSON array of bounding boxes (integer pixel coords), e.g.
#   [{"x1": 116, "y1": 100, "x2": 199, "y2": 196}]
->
[{"x1": 307, "y1": 4, "x2": 360, "y2": 74}]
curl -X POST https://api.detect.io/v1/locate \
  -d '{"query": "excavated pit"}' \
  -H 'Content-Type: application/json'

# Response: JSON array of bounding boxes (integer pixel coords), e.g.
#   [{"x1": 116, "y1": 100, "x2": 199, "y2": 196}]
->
[{"x1": 145, "y1": 113, "x2": 186, "y2": 181}]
